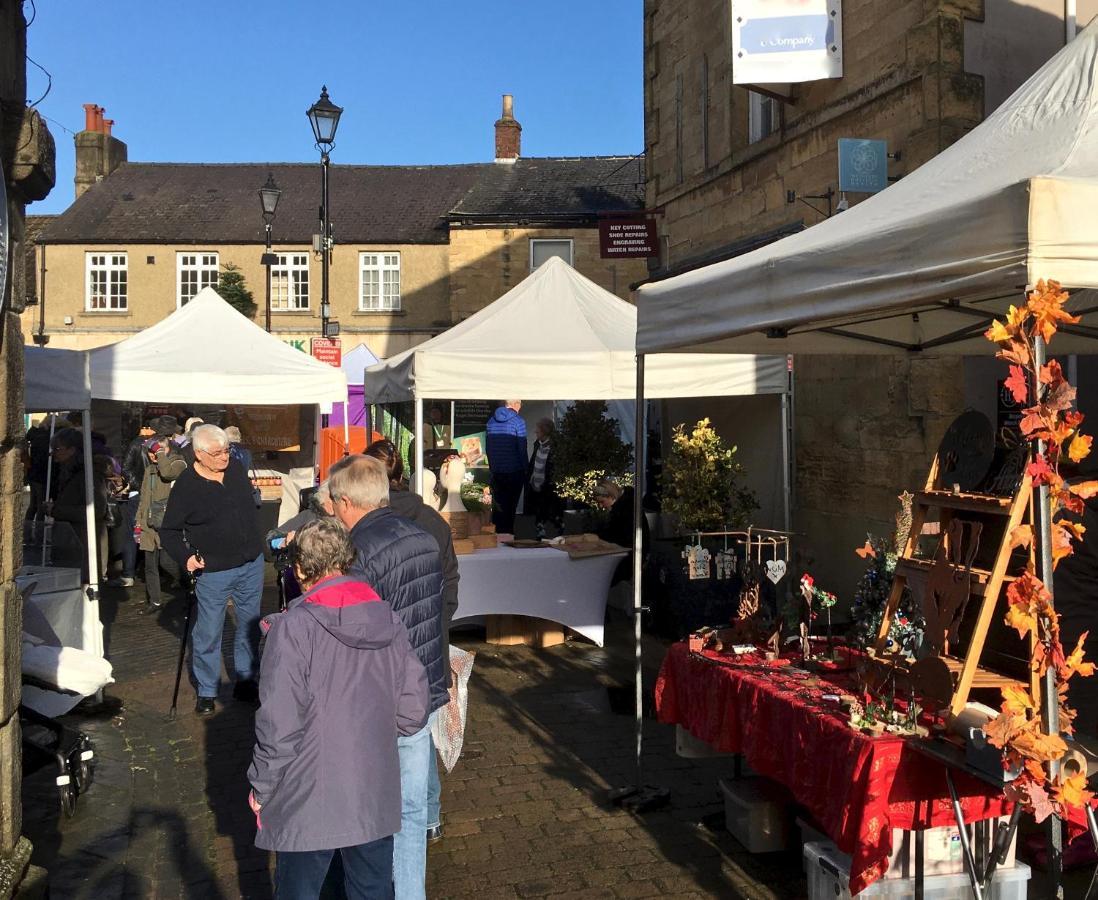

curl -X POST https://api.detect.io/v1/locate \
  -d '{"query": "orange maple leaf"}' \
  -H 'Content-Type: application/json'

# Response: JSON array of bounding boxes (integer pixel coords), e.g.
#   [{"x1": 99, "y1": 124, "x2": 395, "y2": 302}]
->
[
  {"x1": 1027, "y1": 279, "x2": 1079, "y2": 343},
  {"x1": 1001, "y1": 684, "x2": 1035, "y2": 716},
  {"x1": 1064, "y1": 632, "x2": 1095, "y2": 679},
  {"x1": 986, "y1": 320, "x2": 1012, "y2": 344},
  {"x1": 1068, "y1": 434, "x2": 1093, "y2": 463},
  {"x1": 1053, "y1": 772, "x2": 1094, "y2": 811},
  {"x1": 1009, "y1": 524, "x2": 1033, "y2": 551},
  {"x1": 1004, "y1": 365, "x2": 1028, "y2": 404},
  {"x1": 1069, "y1": 480, "x2": 1098, "y2": 499}
]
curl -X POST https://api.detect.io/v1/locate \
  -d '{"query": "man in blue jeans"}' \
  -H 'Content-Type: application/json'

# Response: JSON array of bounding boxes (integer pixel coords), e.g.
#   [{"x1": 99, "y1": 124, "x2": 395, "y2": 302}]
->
[
  {"x1": 330, "y1": 455, "x2": 447, "y2": 900},
  {"x1": 161, "y1": 424, "x2": 265, "y2": 715}
]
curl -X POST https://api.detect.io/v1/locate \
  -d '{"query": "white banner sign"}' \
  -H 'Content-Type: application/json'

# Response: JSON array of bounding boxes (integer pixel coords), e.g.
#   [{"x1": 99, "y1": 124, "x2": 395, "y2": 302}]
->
[{"x1": 732, "y1": 0, "x2": 843, "y2": 85}]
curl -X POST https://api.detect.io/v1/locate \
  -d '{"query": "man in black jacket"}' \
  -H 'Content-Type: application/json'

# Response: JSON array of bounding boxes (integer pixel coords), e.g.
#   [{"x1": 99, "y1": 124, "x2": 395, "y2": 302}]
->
[
  {"x1": 161, "y1": 424, "x2": 264, "y2": 716},
  {"x1": 329, "y1": 454, "x2": 445, "y2": 900}
]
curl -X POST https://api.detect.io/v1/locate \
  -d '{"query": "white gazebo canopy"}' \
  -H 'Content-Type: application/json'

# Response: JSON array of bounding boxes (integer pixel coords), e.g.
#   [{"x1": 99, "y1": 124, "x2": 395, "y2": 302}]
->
[
  {"x1": 341, "y1": 343, "x2": 380, "y2": 387},
  {"x1": 364, "y1": 257, "x2": 787, "y2": 401},
  {"x1": 25, "y1": 345, "x2": 90, "y2": 412},
  {"x1": 636, "y1": 22, "x2": 1098, "y2": 357},
  {"x1": 89, "y1": 287, "x2": 348, "y2": 404}
]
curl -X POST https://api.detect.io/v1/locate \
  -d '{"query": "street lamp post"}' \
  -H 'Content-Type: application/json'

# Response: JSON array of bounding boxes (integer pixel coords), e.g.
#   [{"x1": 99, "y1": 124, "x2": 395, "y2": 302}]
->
[
  {"x1": 307, "y1": 86, "x2": 343, "y2": 339},
  {"x1": 259, "y1": 173, "x2": 281, "y2": 333}
]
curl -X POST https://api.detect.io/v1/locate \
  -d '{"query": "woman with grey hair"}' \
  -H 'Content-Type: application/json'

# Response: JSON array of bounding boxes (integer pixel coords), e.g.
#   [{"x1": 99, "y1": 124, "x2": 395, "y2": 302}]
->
[{"x1": 248, "y1": 518, "x2": 428, "y2": 897}]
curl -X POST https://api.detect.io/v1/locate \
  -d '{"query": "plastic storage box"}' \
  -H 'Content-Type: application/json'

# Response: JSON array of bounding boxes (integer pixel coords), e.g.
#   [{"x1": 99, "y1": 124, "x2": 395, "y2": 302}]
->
[
  {"x1": 804, "y1": 840, "x2": 1031, "y2": 900},
  {"x1": 675, "y1": 725, "x2": 730, "y2": 758},
  {"x1": 720, "y1": 776, "x2": 791, "y2": 853}
]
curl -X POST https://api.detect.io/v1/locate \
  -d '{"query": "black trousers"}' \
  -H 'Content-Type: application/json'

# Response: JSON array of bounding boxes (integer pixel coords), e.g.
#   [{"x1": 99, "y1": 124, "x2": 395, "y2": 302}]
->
[{"x1": 490, "y1": 471, "x2": 525, "y2": 534}]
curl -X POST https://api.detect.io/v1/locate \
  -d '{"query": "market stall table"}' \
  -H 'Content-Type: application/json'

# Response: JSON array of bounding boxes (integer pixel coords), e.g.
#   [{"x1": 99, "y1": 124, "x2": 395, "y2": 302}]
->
[
  {"x1": 454, "y1": 545, "x2": 626, "y2": 647},
  {"x1": 655, "y1": 642, "x2": 1015, "y2": 894}
]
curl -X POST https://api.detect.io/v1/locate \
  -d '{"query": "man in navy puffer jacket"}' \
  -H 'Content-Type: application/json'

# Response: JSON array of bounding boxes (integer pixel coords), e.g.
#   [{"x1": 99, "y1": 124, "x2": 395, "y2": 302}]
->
[
  {"x1": 329, "y1": 455, "x2": 445, "y2": 900},
  {"x1": 485, "y1": 400, "x2": 528, "y2": 534}
]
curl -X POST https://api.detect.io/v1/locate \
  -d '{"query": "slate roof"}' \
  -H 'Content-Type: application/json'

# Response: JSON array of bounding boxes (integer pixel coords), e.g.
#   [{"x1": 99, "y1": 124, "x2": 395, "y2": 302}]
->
[
  {"x1": 40, "y1": 156, "x2": 645, "y2": 245},
  {"x1": 449, "y1": 156, "x2": 645, "y2": 221}
]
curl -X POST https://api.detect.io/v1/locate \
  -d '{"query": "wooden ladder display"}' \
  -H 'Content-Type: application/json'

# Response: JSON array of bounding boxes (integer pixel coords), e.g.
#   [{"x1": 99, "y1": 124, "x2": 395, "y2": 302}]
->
[{"x1": 870, "y1": 454, "x2": 1038, "y2": 718}]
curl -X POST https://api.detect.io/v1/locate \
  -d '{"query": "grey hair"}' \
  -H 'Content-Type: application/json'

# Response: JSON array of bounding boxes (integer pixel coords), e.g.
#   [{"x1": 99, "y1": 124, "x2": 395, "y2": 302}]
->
[
  {"x1": 328, "y1": 455, "x2": 390, "y2": 511},
  {"x1": 596, "y1": 478, "x2": 623, "y2": 501},
  {"x1": 293, "y1": 518, "x2": 355, "y2": 585},
  {"x1": 224, "y1": 425, "x2": 242, "y2": 443},
  {"x1": 191, "y1": 423, "x2": 229, "y2": 452},
  {"x1": 536, "y1": 417, "x2": 554, "y2": 436},
  {"x1": 184, "y1": 416, "x2": 204, "y2": 434}
]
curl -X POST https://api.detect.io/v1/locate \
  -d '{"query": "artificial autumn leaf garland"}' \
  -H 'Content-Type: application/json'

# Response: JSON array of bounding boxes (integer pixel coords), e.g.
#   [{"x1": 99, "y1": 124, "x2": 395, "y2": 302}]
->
[{"x1": 983, "y1": 279, "x2": 1095, "y2": 820}]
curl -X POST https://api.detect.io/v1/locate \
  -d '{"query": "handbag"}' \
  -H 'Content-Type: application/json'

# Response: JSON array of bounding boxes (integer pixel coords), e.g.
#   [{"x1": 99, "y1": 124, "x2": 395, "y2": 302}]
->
[{"x1": 249, "y1": 469, "x2": 262, "y2": 508}]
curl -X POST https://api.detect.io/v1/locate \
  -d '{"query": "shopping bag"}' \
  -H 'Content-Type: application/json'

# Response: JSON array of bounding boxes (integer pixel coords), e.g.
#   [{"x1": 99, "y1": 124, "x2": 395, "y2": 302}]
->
[{"x1": 431, "y1": 645, "x2": 474, "y2": 773}]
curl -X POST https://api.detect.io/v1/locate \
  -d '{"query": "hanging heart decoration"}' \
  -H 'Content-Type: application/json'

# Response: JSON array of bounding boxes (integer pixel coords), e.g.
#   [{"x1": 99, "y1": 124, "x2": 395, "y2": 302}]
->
[{"x1": 765, "y1": 559, "x2": 787, "y2": 584}]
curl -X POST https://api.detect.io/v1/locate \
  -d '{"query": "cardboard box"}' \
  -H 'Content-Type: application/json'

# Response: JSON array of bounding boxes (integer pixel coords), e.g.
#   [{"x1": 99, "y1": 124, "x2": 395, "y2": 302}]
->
[{"x1": 676, "y1": 725, "x2": 731, "y2": 759}]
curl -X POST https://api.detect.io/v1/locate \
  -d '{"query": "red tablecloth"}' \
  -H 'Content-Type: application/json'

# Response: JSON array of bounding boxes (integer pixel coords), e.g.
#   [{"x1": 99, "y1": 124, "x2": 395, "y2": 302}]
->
[{"x1": 655, "y1": 643, "x2": 1014, "y2": 894}]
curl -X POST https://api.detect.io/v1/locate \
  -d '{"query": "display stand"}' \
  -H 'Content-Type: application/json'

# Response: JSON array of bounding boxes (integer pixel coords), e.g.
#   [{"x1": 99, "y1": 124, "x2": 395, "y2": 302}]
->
[{"x1": 871, "y1": 453, "x2": 1038, "y2": 717}]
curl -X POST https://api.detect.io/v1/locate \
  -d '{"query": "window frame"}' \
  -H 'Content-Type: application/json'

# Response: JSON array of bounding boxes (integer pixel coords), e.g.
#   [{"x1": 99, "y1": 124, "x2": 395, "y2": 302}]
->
[
  {"x1": 270, "y1": 252, "x2": 312, "y2": 311},
  {"x1": 748, "y1": 91, "x2": 781, "y2": 145},
  {"x1": 85, "y1": 251, "x2": 129, "y2": 312},
  {"x1": 529, "y1": 238, "x2": 574, "y2": 270},
  {"x1": 176, "y1": 251, "x2": 220, "y2": 308},
  {"x1": 358, "y1": 251, "x2": 402, "y2": 312}
]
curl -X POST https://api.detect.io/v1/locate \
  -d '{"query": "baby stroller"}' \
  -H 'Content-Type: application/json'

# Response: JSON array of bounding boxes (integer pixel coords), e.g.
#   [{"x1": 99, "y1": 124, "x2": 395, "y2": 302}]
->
[{"x1": 20, "y1": 582, "x2": 113, "y2": 817}]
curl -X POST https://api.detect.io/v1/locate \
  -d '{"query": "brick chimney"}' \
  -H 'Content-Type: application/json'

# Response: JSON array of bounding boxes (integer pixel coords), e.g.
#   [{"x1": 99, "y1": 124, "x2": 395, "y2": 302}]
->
[
  {"x1": 74, "y1": 103, "x2": 127, "y2": 200},
  {"x1": 494, "y1": 94, "x2": 521, "y2": 163}
]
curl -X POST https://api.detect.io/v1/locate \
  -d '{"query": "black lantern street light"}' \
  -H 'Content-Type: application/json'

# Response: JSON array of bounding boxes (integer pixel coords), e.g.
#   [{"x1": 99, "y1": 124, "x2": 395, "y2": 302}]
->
[
  {"x1": 259, "y1": 173, "x2": 281, "y2": 333},
  {"x1": 307, "y1": 85, "x2": 343, "y2": 339}
]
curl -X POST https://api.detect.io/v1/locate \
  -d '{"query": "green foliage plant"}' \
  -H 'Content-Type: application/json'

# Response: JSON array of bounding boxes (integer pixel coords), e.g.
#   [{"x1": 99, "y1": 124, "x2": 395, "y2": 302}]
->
[
  {"x1": 661, "y1": 418, "x2": 757, "y2": 532},
  {"x1": 552, "y1": 401, "x2": 633, "y2": 507}
]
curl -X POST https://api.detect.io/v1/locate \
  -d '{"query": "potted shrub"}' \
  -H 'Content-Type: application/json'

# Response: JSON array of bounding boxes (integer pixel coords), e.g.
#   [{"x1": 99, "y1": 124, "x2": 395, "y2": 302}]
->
[
  {"x1": 552, "y1": 401, "x2": 634, "y2": 530},
  {"x1": 660, "y1": 418, "x2": 757, "y2": 533}
]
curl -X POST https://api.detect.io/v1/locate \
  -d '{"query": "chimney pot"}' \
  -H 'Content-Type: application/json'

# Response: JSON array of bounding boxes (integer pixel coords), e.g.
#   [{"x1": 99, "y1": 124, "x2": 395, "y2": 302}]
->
[
  {"x1": 103, "y1": 119, "x2": 114, "y2": 137},
  {"x1": 494, "y1": 93, "x2": 521, "y2": 163},
  {"x1": 95, "y1": 105, "x2": 105, "y2": 133},
  {"x1": 83, "y1": 103, "x2": 98, "y2": 132}
]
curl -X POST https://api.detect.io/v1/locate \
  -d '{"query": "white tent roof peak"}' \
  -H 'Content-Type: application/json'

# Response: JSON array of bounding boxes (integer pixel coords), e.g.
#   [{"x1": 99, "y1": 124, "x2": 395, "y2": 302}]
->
[
  {"x1": 637, "y1": 21, "x2": 1098, "y2": 356},
  {"x1": 89, "y1": 286, "x2": 347, "y2": 404},
  {"x1": 364, "y1": 256, "x2": 787, "y2": 401}
]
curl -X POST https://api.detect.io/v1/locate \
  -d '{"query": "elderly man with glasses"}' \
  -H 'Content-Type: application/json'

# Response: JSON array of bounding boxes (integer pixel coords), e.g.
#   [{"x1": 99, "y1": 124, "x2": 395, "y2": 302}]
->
[{"x1": 161, "y1": 424, "x2": 265, "y2": 716}]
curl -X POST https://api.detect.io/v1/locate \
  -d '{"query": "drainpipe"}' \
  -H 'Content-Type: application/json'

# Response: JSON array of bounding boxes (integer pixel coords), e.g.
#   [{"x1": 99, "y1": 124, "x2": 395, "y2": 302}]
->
[
  {"x1": 1067, "y1": 0, "x2": 1077, "y2": 42},
  {"x1": 35, "y1": 244, "x2": 47, "y2": 346}
]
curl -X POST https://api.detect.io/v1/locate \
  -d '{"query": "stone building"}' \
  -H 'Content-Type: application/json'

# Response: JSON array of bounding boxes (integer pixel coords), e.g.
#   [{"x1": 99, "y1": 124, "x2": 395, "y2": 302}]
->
[
  {"x1": 24, "y1": 98, "x2": 647, "y2": 357},
  {"x1": 1, "y1": 1, "x2": 55, "y2": 895},
  {"x1": 643, "y1": 0, "x2": 1098, "y2": 592}
]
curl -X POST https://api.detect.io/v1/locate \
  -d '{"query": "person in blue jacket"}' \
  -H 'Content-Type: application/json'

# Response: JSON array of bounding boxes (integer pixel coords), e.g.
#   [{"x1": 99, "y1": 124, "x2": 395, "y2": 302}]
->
[{"x1": 485, "y1": 400, "x2": 528, "y2": 534}]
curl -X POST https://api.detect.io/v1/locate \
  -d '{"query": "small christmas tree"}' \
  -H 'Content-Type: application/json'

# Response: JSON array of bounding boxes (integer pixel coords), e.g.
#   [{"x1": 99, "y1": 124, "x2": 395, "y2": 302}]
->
[
  {"x1": 848, "y1": 493, "x2": 924, "y2": 656},
  {"x1": 217, "y1": 263, "x2": 257, "y2": 319}
]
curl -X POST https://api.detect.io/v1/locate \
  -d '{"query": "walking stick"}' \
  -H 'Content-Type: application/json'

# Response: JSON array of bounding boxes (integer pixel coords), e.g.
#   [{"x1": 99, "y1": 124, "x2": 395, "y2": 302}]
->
[{"x1": 168, "y1": 560, "x2": 201, "y2": 720}]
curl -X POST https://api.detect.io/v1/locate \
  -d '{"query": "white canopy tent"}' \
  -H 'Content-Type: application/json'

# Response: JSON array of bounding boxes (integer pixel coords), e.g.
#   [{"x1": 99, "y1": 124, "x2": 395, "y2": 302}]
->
[
  {"x1": 632, "y1": 23, "x2": 1098, "y2": 863},
  {"x1": 341, "y1": 343, "x2": 380, "y2": 386},
  {"x1": 363, "y1": 256, "x2": 790, "y2": 508},
  {"x1": 89, "y1": 287, "x2": 347, "y2": 405},
  {"x1": 23, "y1": 345, "x2": 102, "y2": 658},
  {"x1": 636, "y1": 22, "x2": 1098, "y2": 357}
]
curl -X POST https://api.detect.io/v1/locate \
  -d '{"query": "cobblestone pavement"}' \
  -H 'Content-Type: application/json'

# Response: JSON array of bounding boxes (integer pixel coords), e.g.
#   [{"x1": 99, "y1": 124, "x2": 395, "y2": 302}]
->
[{"x1": 20, "y1": 574, "x2": 1085, "y2": 898}]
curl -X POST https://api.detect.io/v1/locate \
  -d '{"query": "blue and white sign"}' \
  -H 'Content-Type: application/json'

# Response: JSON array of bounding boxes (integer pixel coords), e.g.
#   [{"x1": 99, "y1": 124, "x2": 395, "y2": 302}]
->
[
  {"x1": 838, "y1": 138, "x2": 888, "y2": 193},
  {"x1": 732, "y1": 0, "x2": 843, "y2": 85}
]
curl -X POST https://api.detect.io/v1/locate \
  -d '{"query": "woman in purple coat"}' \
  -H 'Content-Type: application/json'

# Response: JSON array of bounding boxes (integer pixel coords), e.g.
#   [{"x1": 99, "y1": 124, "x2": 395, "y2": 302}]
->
[{"x1": 248, "y1": 518, "x2": 429, "y2": 899}]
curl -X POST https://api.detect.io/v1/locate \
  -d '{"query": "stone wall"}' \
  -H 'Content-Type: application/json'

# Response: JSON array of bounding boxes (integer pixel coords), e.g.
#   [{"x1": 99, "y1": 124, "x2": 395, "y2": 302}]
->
[
  {"x1": 447, "y1": 226, "x2": 647, "y2": 321},
  {"x1": 643, "y1": 0, "x2": 993, "y2": 599},
  {"x1": 21, "y1": 241, "x2": 453, "y2": 353},
  {"x1": 1, "y1": 0, "x2": 55, "y2": 892}
]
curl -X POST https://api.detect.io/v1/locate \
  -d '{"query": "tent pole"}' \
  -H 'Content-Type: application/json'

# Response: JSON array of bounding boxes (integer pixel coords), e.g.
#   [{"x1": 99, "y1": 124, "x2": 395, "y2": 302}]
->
[
  {"x1": 609, "y1": 355, "x2": 667, "y2": 813},
  {"x1": 81, "y1": 419, "x2": 102, "y2": 656},
  {"x1": 450, "y1": 401, "x2": 455, "y2": 450},
  {"x1": 781, "y1": 387, "x2": 792, "y2": 535},
  {"x1": 1033, "y1": 336, "x2": 1064, "y2": 899},
  {"x1": 633, "y1": 355, "x2": 646, "y2": 790},
  {"x1": 41, "y1": 414, "x2": 57, "y2": 566},
  {"x1": 414, "y1": 395, "x2": 424, "y2": 495},
  {"x1": 343, "y1": 402, "x2": 350, "y2": 454}
]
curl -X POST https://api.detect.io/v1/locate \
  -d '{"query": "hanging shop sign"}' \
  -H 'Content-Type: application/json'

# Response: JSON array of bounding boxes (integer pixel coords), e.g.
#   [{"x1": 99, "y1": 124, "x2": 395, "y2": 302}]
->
[
  {"x1": 598, "y1": 217, "x2": 659, "y2": 259},
  {"x1": 310, "y1": 337, "x2": 342, "y2": 368},
  {"x1": 838, "y1": 138, "x2": 888, "y2": 193},
  {"x1": 224, "y1": 404, "x2": 302, "y2": 452},
  {"x1": 731, "y1": 0, "x2": 843, "y2": 85}
]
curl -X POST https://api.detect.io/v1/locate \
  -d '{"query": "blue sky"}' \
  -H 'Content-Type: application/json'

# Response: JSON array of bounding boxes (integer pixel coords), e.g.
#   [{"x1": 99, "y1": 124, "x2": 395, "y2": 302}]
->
[{"x1": 26, "y1": 0, "x2": 643, "y2": 214}]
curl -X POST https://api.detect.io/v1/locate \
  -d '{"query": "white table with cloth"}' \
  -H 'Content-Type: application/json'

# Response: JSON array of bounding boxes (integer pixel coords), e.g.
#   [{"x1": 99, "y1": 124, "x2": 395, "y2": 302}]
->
[{"x1": 453, "y1": 545, "x2": 626, "y2": 647}]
